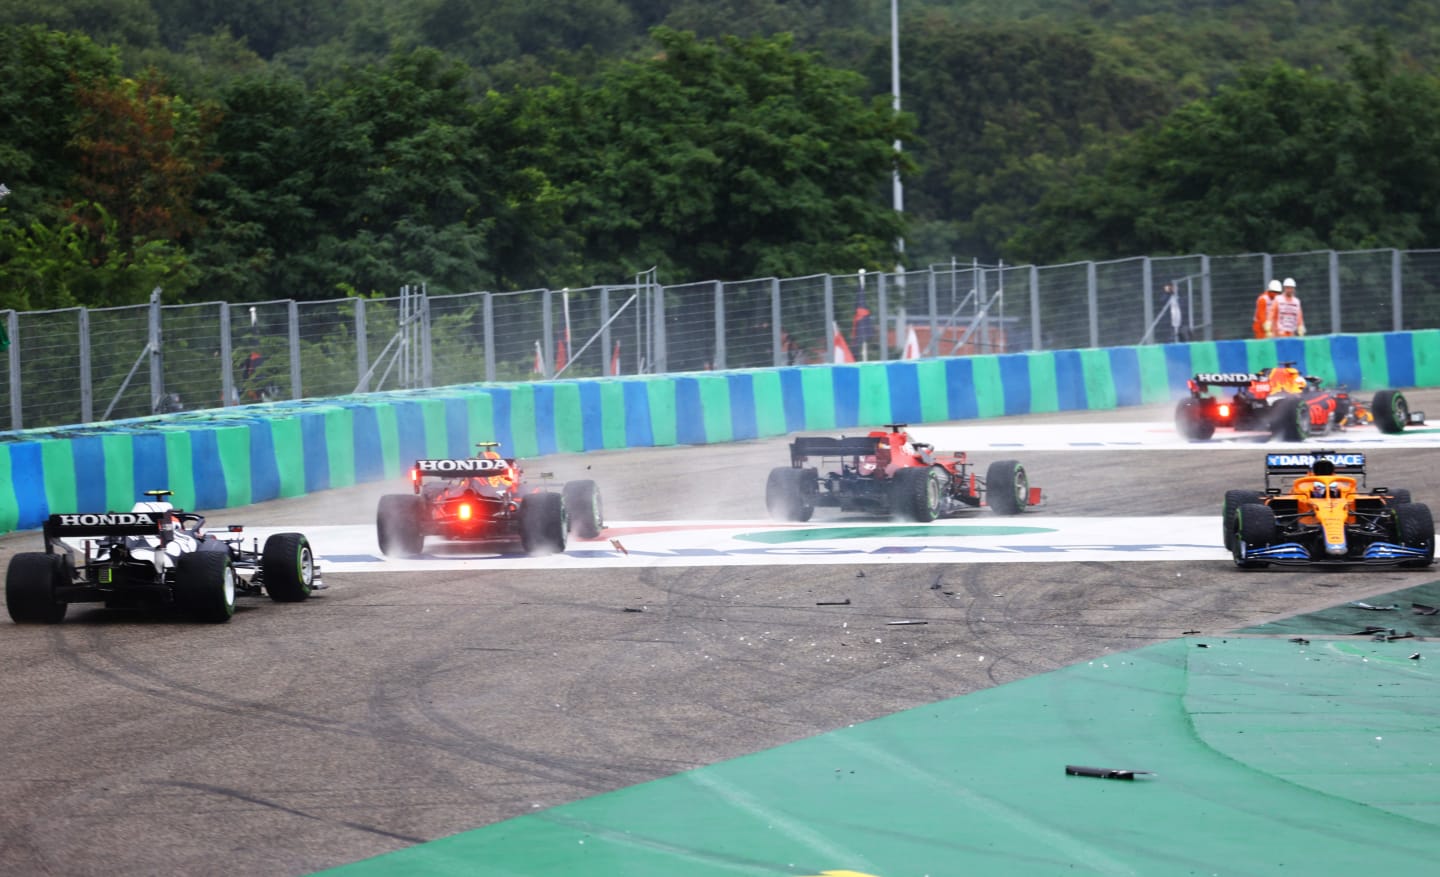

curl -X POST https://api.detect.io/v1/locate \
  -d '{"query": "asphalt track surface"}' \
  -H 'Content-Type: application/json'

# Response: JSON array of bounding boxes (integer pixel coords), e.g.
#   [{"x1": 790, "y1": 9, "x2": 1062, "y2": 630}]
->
[{"x1": 2, "y1": 391, "x2": 1438, "y2": 876}]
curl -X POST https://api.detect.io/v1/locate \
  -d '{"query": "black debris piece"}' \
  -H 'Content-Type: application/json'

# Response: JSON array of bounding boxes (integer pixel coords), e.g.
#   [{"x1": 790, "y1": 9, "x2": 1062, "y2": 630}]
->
[
  {"x1": 1289, "y1": 637, "x2": 1310, "y2": 645},
  {"x1": 1410, "y1": 653, "x2": 1422, "y2": 660},
  {"x1": 887, "y1": 620, "x2": 927, "y2": 626},
  {"x1": 1412, "y1": 603, "x2": 1439, "y2": 616},
  {"x1": 1195, "y1": 643, "x2": 1209, "y2": 649},
  {"x1": 817, "y1": 599, "x2": 851, "y2": 606},
  {"x1": 1065, "y1": 765, "x2": 1153, "y2": 781},
  {"x1": 856, "y1": 570, "x2": 866, "y2": 578},
  {"x1": 622, "y1": 607, "x2": 644, "y2": 613},
  {"x1": 1351, "y1": 626, "x2": 1393, "y2": 636},
  {"x1": 1350, "y1": 601, "x2": 1399, "y2": 611},
  {"x1": 1375, "y1": 631, "x2": 1415, "y2": 642},
  {"x1": 1182, "y1": 629, "x2": 1200, "y2": 635}
]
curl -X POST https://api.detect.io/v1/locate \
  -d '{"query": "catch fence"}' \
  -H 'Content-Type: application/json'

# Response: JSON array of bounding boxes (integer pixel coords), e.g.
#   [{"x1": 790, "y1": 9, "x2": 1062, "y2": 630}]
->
[{"x1": 4, "y1": 248, "x2": 1439, "y2": 432}]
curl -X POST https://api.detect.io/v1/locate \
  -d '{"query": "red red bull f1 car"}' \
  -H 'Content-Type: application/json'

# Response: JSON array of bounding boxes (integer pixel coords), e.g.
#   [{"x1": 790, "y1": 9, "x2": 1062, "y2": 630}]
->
[
  {"x1": 376, "y1": 444, "x2": 604, "y2": 557},
  {"x1": 765, "y1": 423, "x2": 1041, "y2": 522},
  {"x1": 1176, "y1": 364, "x2": 1423, "y2": 441}
]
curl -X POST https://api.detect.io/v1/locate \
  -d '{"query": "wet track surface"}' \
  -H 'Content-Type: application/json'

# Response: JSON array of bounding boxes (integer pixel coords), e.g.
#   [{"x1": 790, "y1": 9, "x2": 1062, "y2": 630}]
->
[{"x1": 2, "y1": 393, "x2": 1439, "y2": 876}]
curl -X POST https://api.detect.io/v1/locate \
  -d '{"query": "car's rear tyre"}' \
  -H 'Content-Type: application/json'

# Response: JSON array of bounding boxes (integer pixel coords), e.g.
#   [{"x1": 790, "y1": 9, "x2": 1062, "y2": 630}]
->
[
  {"x1": 1270, "y1": 396, "x2": 1310, "y2": 442},
  {"x1": 1233, "y1": 503, "x2": 1276, "y2": 569},
  {"x1": 262, "y1": 533, "x2": 315, "y2": 602},
  {"x1": 985, "y1": 460, "x2": 1028, "y2": 516},
  {"x1": 1222, "y1": 490, "x2": 1264, "y2": 553},
  {"x1": 891, "y1": 466, "x2": 944, "y2": 522},
  {"x1": 6, "y1": 553, "x2": 67, "y2": 624},
  {"x1": 1174, "y1": 398, "x2": 1216, "y2": 441},
  {"x1": 1373, "y1": 389, "x2": 1410, "y2": 434},
  {"x1": 1386, "y1": 488, "x2": 1412, "y2": 506},
  {"x1": 520, "y1": 491, "x2": 567, "y2": 556},
  {"x1": 765, "y1": 467, "x2": 815, "y2": 522},
  {"x1": 175, "y1": 551, "x2": 237, "y2": 623},
  {"x1": 377, "y1": 494, "x2": 426, "y2": 558},
  {"x1": 1394, "y1": 502, "x2": 1435, "y2": 568},
  {"x1": 562, "y1": 479, "x2": 605, "y2": 539}
]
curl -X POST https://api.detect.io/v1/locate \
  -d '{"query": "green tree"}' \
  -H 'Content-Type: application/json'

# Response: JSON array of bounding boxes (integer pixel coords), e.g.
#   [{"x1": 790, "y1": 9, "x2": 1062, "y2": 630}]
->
[
  {"x1": 524, "y1": 27, "x2": 912, "y2": 283},
  {"x1": 1011, "y1": 43, "x2": 1440, "y2": 262}
]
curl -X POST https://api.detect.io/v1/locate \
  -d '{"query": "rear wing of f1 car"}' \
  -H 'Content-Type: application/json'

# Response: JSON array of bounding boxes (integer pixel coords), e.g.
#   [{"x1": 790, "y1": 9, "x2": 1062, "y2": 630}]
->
[
  {"x1": 42, "y1": 511, "x2": 167, "y2": 554},
  {"x1": 408, "y1": 458, "x2": 515, "y2": 491},
  {"x1": 788, "y1": 436, "x2": 885, "y2": 467},
  {"x1": 1191, "y1": 372, "x2": 1261, "y2": 388},
  {"x1": 1263, "y1": 451, "x2": 1367, "y2": 490}
]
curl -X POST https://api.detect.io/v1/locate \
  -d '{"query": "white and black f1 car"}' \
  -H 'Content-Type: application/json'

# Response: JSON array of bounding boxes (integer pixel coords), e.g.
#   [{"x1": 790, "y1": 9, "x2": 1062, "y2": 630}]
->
[
  {"x1": 6, "y1": 490, "x2": 322, "y2": 624},
  {"x1": 375, "y1": 444, "x2": 604, "y2": 558},
  {"x1": 1225, "y1": 452, "x2": 1433, "y2": 568}
]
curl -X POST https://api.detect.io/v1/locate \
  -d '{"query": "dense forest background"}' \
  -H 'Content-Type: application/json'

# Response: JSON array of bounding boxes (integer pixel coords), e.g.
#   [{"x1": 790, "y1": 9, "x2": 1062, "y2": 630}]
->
[{"x1": 3, "y1": 0, "x2": 1440, "y2": 310}]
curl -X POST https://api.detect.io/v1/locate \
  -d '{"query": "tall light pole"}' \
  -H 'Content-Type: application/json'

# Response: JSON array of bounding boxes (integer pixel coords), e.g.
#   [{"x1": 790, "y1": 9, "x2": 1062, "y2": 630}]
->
[
  {"x1": 890, "y1": 0, "x2": 907, "y2": 350},
  {"x1": 890, "y1": 0, "x2": 904, "y2": 268}
]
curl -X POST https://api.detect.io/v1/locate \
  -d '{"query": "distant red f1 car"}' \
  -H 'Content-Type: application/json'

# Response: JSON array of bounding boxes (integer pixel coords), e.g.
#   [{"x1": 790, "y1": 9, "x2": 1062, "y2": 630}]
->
[{"x1": 765, "y1": 423, "x2": 1040, "y2": 522}]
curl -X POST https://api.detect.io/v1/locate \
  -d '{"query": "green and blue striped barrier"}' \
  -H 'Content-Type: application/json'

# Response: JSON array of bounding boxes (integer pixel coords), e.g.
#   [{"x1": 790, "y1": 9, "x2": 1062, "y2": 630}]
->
[{"x1": 4, "y1": 331, "x2": 1437, "y2": 533}]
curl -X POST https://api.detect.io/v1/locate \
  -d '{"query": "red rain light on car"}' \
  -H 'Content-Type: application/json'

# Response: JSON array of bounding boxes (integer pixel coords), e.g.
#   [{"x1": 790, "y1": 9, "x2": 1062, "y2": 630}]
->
[
  {"x1": 1218, "y1": 403, "x2": 1231, "y2": 418},
  {"x1": 457, "y1": 503, "x2": 473, "y2": 521}
]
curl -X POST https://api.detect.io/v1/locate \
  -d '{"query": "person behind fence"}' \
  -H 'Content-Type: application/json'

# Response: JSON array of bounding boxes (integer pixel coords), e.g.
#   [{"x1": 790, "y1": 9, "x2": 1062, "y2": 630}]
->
[
  {"x1": 1163, "y1": 283, "x2": 1190, "y2": 342},
  {"x1": 1254, "y1": 279, "x2": 1281, "y2": 338},
  {"x1": 1269, "y1": 277, "x2": 1306, "y2": 337}
]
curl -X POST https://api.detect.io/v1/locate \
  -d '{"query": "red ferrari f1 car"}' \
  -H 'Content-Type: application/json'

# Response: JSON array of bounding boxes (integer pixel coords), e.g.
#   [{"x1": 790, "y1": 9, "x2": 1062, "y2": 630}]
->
[
  {"x1": 1175, "y1": 363, "x2": 1424, "y2": 441},
  {"x1": 765, "y1": 424, "x2": 1040, "y2": 522}
]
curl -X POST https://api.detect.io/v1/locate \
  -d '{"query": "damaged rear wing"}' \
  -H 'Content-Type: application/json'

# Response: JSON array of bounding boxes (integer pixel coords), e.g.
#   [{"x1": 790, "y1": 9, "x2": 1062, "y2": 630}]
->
[{"x1": 789, "y1": 435, "x2": 884, "y2": 466}]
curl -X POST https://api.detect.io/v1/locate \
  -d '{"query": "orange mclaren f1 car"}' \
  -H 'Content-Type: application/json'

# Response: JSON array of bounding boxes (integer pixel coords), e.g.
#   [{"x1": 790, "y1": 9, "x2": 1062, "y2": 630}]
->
[{"x1": 1225, "y1": 451, "x2": 1433, "y2": 568}]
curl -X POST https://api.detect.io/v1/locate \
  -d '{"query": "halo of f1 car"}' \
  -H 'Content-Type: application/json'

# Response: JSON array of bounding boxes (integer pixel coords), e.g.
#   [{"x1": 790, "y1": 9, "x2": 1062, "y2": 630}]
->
[
  {"x1": 765, "y1": 423, "x2": 1040, "y2": 522},
  {"x1": 6, "y1": 490, "x2": 322, "y2": 624},
  {"x1": 376, "y1": 442, "x2": 605, "y2": 558},
  {"x1": 1224, "y1": 451, "x2": 1434, "y2": 568},
  {"x1": 1176, "y1": 363, "x2": 1424, "y2": 441}
]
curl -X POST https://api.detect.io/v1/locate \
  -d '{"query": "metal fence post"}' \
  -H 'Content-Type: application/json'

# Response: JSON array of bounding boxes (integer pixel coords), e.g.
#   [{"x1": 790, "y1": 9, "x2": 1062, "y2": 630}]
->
[
  {"x1": 1262, "y1": 253, "x2": 1273, "y2": 289},
  {"x1": 219, "y1": 302, "x2": 234, "y2": 406},
  {"x1": 1141, "y1": 256, "x2": 1154, "y2": 336},
  {"x1": 78, "y1": 308, "x2": 93, "y2": 423},
  {"x1": 1029, "y1": 265, "x2": 1040, "y2": 352},
  {"x1": 770, "y1": 277, "x2": 782, "y2": 367},
  {"x1": 877, "y1": 272, "x2": 890, "y2": 360},
  {"x1": 823, "y1": 274, "x2": 835, "y2": 361},
  {"x1": 926, "y1": 268, "x2": 939, "y2": 356},
  {"x1": 482, "y1": 293, "x2": 496, "y2": 382},
  {"x1": 1086, "y1": 261, "x2": 1099, "y2": 348},
  {"x1": 542, "y1": 288, "x2": 554, "y2": 377},
  {"x1": 1200, "y1": 255, "x2": 1212, "y2": 341},
  {"x1": 288, "y1": 300, "x2": 301, "y2": 400},
  {"x1": 8, "y1": 310, "x2": 21, "y2": 429},
  {"x1": 1328, "y1": 250, "x2": 1341, "y2": 334},
  {"x1": 1391, "y1": 248, "x2": 1403, "y2": 332},
  {"x1": 148, "y1": 288, "x2": 163, "y2": 413},
  {"x1": 420, "y1": 288, "x2": 432, "y2": 388},
  {"x1": 600, "y1": 286, "x2": 612, "y2": 377},
  {"x1": 354, "y1": 298, "x2": 369, "y2": 392},
  {"x1": 712, "y1": 280, "x2": 725, "y2": 370},
  {"x1": 652, "y1": 272, "x2": 667, "y2": 373}
]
